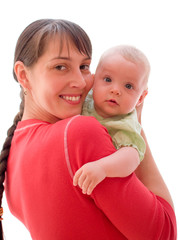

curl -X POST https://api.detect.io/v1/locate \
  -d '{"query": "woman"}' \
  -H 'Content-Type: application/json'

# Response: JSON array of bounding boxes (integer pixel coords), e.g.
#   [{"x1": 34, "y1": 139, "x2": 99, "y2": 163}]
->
[{"x1": 0, "y1": 19, "x2": 177, "y2": 239}]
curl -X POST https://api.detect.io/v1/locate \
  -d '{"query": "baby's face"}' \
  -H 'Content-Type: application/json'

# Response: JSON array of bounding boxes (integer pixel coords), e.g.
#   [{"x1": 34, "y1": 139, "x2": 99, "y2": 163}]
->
[{"x1": 93, "y1": 54, "x2": 147, "y2": 118}]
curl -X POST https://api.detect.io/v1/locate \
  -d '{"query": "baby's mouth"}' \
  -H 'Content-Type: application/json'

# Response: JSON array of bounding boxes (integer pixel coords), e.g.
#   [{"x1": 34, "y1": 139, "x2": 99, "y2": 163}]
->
[{"x1": 106, "y1": 99, "x2": 119, "y2": 105}]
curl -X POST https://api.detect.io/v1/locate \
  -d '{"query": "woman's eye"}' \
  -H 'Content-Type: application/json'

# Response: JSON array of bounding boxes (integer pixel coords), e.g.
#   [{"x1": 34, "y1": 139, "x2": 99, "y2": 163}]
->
[
  {"x1": 55, "y1": 65, "x2": 66, "y2": 71},
  {"x1": 80, "y1": 64, "x2": 90, "y2": 70},
  {"x1": 125, "y1": 83, "x2": 133, "y2": 89},
  {"x1": 104, "y1": 77, "x2": 112, "y2": 82}
]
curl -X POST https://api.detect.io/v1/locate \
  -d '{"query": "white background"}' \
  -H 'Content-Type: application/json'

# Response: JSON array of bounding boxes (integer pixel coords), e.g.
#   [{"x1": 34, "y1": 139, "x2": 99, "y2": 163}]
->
[{"x1": 0, "y1": 0, "x2": 179, "y2": 239}]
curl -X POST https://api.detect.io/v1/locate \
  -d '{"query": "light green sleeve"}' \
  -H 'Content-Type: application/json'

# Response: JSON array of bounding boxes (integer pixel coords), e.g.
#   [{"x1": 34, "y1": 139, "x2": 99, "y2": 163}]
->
[{"x1": 99, "y1": 110, "x2": 146, "y2": 161}]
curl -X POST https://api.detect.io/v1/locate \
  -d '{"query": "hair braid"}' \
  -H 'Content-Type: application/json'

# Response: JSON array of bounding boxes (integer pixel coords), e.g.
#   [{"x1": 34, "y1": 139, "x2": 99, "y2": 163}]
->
[{"x1": 0, "y1": 89, "x2": 24, "y2": 239}]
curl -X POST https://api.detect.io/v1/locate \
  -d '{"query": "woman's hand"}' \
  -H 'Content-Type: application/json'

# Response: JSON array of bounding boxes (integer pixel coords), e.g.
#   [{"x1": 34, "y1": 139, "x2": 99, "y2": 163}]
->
[{"x1": 136, "y1": 101, "x2": 144, "y2": 124}]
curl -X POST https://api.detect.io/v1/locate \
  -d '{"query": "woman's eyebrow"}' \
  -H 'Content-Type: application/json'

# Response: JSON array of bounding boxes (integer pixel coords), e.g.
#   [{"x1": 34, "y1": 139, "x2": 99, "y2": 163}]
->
[
  {"x1": 51, "y1": 56, "x2": 91, "y2": 61},
  {"x1": 51, "y1": 56, "x2": 70, "y2": 61}
]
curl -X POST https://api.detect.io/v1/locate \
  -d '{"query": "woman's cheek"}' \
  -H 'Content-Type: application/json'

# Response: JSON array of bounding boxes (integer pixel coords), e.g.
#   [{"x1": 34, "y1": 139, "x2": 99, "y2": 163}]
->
[{"x1": 86, "y1": 73, "x2": 94, "y2": 91}]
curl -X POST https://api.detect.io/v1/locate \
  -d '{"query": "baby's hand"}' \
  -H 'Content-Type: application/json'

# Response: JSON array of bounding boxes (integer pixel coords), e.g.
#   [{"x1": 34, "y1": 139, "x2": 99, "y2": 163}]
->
[{"x1": 73, "y1": 161, "x2": 106, "y2": 195}]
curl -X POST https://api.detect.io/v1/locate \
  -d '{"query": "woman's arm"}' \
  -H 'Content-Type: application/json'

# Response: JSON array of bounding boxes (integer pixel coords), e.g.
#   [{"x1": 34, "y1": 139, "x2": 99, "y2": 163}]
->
[
  {"x1": 135, "y1": 129, "x2": 174, "y2": 208},
  {"x1": 68, "y1": 116, "x2": 177, "y2": 239},
  {"x1": 135, "y1": 102, "x2": 174, "y2": 208}
]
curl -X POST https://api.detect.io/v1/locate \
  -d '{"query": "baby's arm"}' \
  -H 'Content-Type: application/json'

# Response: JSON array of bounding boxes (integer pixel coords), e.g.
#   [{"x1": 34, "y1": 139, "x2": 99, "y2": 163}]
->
[{"x1": 73, "y1": 147, "x2": 140, "y2": 195}]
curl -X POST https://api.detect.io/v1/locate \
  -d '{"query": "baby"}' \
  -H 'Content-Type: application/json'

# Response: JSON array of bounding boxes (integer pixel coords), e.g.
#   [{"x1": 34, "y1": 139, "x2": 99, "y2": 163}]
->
[{"x1": 73, "y1": 45, "x2": 150, "y2": 195}]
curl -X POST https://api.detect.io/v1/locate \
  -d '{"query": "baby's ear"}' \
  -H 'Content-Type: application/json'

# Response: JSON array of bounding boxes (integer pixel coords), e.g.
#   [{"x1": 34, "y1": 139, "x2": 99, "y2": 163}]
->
[{"x1": 136, "y1": 89, "x2": 148, "y2": 106}]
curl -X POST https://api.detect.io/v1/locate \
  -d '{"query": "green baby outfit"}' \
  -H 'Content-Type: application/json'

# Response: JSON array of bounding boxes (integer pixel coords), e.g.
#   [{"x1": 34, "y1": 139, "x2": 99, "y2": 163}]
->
[{"x1": 82, "y1": 91, "x2": 146, "y2": 161}]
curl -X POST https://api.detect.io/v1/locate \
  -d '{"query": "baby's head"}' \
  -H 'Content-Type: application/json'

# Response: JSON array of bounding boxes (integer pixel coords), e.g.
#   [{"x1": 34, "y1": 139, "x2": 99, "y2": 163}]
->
[{"x1": 93, "y1": 45, "x2": 150, "y2": 118}]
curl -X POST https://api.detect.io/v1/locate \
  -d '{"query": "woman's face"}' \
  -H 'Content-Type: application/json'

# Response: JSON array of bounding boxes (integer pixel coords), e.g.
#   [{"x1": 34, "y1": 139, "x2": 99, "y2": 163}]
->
[{"x1": 24, "y1": 37, "x2": 93, "y2": 123}]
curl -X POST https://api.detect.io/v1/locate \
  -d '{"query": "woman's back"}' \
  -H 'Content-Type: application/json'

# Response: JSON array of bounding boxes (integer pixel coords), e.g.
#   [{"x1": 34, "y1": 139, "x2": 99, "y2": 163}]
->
[{"x1": 5, "y1": 116, "x2": 127, "y2": 240}]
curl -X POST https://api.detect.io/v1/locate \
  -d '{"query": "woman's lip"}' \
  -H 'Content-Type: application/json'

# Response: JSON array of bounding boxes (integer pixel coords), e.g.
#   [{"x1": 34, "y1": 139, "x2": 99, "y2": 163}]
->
[{"x1": 59, "y1": 95, "x2": 81, "y2": 104}]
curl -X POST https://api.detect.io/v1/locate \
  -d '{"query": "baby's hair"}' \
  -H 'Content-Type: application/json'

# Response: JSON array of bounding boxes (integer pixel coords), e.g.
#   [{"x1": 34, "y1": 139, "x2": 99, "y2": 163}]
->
[
  {"x1": 98, "y1": 45, "x2": 150, "y2": 85},
  {"x1": 0, "y1": 18, "x2": 92, "y2": 239}
]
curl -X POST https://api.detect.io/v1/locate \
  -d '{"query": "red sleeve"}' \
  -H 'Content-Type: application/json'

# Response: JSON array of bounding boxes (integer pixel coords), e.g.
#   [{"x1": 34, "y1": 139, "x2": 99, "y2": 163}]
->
[{"x1": 67, "y1": 116, "x2": 177, "y2": 240}]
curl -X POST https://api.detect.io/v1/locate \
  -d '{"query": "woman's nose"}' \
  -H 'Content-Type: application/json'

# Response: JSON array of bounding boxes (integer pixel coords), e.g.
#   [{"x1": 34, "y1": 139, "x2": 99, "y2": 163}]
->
[{"x1": 70, "y1": 70, "x2": 86, "y2": 89}]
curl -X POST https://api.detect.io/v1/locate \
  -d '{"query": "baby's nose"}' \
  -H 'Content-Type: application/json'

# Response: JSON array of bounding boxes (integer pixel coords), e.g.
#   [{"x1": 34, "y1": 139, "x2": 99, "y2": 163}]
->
[{"x1": 111, "y1": 88, "x2": 121, "y2": 95}]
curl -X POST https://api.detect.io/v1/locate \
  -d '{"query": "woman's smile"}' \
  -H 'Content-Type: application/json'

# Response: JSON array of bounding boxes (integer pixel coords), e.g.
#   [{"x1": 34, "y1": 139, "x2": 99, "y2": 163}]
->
[{"x1": 59, "y1": 94, "x2": 81, "y2": 104}]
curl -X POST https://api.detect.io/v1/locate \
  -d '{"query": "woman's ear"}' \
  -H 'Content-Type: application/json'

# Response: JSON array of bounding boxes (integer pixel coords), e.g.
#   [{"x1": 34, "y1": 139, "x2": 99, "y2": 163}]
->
[
  {"x1": 136, "y1": 89, "x2": 148, "y2": 107},
  {"x1": 14, "y1": 61, "x2": 31, "y2": 89}
]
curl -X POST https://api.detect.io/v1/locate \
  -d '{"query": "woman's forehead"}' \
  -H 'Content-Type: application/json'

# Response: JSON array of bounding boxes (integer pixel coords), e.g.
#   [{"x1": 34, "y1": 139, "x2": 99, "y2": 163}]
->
[
  {"x1": 40, "y1": 36, "x2": 90, "y2": 63},
  {"x1": 43, "y1": 34, "x2": 69, "y2": 53},
  {"x1": 44, "y1": 34, "x2": 88, "y2": 58}
]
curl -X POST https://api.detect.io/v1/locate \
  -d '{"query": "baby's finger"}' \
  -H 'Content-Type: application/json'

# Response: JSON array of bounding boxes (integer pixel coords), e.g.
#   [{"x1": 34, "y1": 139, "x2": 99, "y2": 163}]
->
[
  {"x1": 78, "y1": 173, "x2": 87, "y2": 189},
  {"x1": 87, "y1": 178, "x2": 102, "y2": 195},
  {"x1": 73, "y1": 169, "x2": 83, "y2": 186},
  {"x1": 86, "y1": 182, "x2": 96, "y2": 195},
  {"x1": 81, "y1": 178, "x2": 91, "y2": 194}
]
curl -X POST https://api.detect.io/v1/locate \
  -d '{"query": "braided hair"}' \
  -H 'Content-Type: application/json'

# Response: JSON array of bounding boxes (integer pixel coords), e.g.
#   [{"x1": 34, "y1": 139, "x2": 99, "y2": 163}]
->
[{"x1": 0, "y1": 18, "x2": 92, "y2": 239}]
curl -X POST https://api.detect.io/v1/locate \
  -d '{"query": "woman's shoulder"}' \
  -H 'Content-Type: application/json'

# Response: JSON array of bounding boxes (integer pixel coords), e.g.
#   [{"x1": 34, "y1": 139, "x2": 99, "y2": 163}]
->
[
  {"x1": 64, "y1": 115, "x2": 116, "y2": 173},
  {"x1": 62, "y1": 115, "x2": 109, "y2": 137},
  {"x1": 15, "y1": 115, "x2": 107, "y2": 139},
  {"x1": 67, "y1": 114, "x2": 102, "y2": 127}
]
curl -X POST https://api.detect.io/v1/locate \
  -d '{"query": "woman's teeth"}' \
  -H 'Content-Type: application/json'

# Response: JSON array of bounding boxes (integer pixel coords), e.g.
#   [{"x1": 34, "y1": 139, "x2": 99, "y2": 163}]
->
[{"x1": 61, "y1": 96, "x2": 80, "y2": 101}]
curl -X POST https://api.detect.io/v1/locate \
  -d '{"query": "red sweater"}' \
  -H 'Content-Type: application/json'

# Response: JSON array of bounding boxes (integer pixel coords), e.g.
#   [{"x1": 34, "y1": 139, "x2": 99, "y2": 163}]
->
[{"x1": 5, "y1": 115, "x2": 177, "y2": 240}]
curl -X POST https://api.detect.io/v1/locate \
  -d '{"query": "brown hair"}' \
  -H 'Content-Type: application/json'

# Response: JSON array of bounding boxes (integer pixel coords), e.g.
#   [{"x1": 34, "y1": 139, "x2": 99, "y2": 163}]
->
[{"x1": 0, "y1": 18, "x2": 92, "y2": 239}]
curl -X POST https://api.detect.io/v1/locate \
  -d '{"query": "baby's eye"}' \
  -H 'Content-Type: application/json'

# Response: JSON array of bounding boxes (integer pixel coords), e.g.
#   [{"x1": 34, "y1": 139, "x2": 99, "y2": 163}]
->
[
  {"x1": 80, "y1": 64, "x2": 90, "y2": 70},
  {"x1": 125, "y1": 83, "x2": 133, "y2": 89},
  {"x1": 104, "y1": 77, "x2": 112, "y2": 82},
  {"x1": 55, "y1": 65, "x2": 66, "y2": 71}
]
